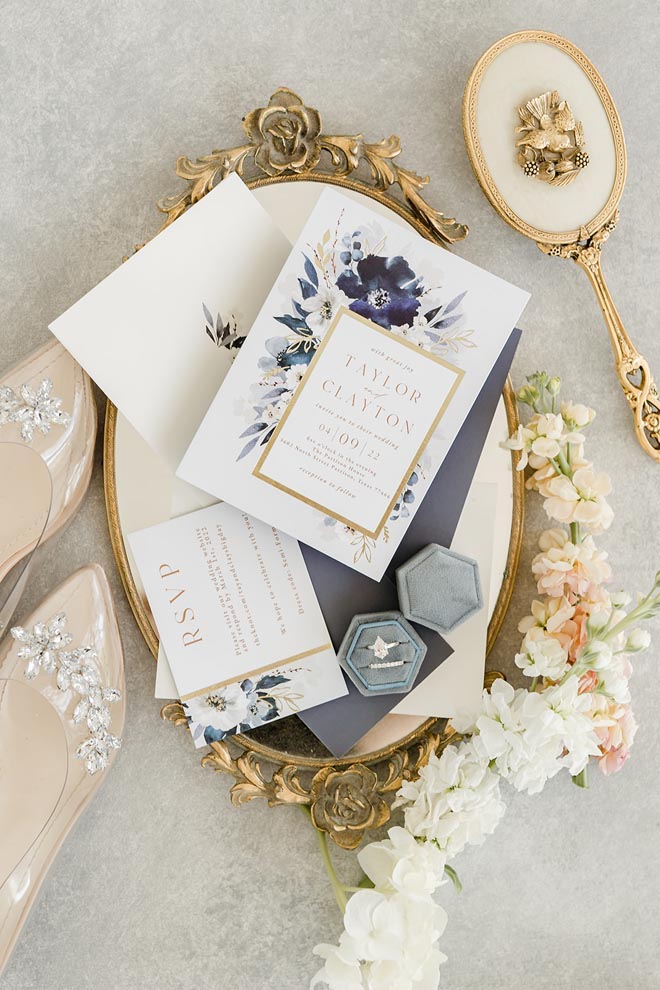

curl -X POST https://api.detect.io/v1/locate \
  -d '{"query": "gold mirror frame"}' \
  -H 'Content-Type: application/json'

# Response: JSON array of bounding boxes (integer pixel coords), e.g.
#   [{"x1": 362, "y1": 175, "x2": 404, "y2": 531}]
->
[
  {"x1": 103, "y1": 88, "x2": 523, "y2": 849},
  {"x1": 463, "y1": 31, "x2": 660, "y2": 463}
]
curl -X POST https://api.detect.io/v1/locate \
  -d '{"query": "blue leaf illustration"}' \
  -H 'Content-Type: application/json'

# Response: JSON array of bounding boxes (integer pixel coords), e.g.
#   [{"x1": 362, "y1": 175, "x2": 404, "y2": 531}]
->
[
  {"x1": 443, "y1": 291, "x2": 467, "y2": 315},
  {"x1": 293, "y1": 300, "x2": 309, "y2": 319},
  {"x1": 260, "y1": 426, "x2": 276, "y2": 446},
  {"x1": 261, "y1": 387, "x2": 288, "y2": 399},
  {"x1": 204, "y1": 725, "x2": 228, "y2": 744},
  {"x1": 432, "y1": 313, "x2": 463, "y2": 330},
  {"x1": 304, "y1": 254, "x2": 319, "y2": 288},
  {"x1": 274, "y1": 314, "x2": 310, "y2": 332},
  {"x1": 255, "y1": 674, "x2": 290, "y2": 690},
  {"x1": 237, "y1": 434, "x2": 262, "y2": 460},
  {"x1": 239, "y1": 421, "x2": 268, "y2": 438},
  {"x1": 298, "y1": 278, "x2": 316, "y2": 301}
]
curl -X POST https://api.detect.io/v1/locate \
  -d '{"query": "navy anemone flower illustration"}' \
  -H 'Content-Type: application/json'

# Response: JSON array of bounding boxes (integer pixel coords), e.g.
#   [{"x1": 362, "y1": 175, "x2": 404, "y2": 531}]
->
[{"x1": 336, "y1": 254, "x2": 424, "y2": 328}]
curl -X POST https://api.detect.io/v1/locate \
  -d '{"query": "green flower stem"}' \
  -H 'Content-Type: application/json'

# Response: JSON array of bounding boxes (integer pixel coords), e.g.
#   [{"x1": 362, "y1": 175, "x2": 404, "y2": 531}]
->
[
  {"x1": 557, "y1": 449, "x2": 572, "y2": 476},
  {"x1": 570, "y1": 521, "x2": 581, "y2": 545},
  {"x1": 300, "y1": 806, "x2": 348, "y2": 913},
  {"x1": 572, "y1": 767, "x2": 589, "y2": 788}
]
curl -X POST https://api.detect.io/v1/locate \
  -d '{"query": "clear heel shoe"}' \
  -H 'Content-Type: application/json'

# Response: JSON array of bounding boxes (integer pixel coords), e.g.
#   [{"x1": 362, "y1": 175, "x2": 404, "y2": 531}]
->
[
  {"x1": 0, "y1": 340, "x2": 96, "y2": 634},
  {"x1": 0, "y1": 565, "x2": 125, "y2": 976}
]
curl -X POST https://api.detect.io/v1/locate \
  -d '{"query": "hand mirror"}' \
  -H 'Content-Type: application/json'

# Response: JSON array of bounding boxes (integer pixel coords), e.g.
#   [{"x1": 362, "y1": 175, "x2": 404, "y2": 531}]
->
[{"x1": 463, "y1": 30, "x2": 660, "y2": 462}]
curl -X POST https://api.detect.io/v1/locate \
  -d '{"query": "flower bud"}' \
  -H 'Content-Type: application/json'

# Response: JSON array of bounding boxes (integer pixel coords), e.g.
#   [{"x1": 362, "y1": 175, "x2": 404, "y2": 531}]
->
[
  {"x1": 547, "y1": 377, "x2": 561, "y2": 396},
  {"x1": 625, "y1": 628, "x2": 651, "y2": 653},
  {"x1": 587, "y1": 610, "x2": 610, "y2": 634},
  {"x1": 517, "y1": 385, "x2": 539, "y2": 407},
  {"x1": 583, "y1": 639, "x2": 613, "y2": 670},
  {"x1": 610, "y1": 591, "x2": 632, "y2": 609}
]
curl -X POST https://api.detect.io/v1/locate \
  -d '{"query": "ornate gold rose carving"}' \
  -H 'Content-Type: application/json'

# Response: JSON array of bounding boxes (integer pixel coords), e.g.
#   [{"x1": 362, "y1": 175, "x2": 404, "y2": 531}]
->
[
  {"x1": 161, "y1": 701, "x2": 451, "y2": 848},
  {"x1": 157, "y1": 88, "x2": 467, "y2": 246},
  {"x1": 243, "y1": 88, "x2": 322, "y2": 175},
  {"x1": 162, "y1": 669, "x2": 506, "y2": 847},
  {"x1": 309, "y1": 765, "x2": 390, "y2": 850}
]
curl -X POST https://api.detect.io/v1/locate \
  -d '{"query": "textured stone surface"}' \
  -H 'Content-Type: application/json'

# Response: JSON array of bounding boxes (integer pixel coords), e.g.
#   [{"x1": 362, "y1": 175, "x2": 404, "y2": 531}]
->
[
  {"x1": 397, "y1": 543, "x2": 483, "y2": 633},
  {"x1": 2, "y1": 2, "x2": 660, "y2": 987}
]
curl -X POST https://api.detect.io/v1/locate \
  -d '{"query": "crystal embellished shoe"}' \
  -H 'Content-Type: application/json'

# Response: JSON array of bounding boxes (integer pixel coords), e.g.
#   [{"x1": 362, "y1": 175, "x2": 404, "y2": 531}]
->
[
  {"x1": 0, "y1": 565, "x2": 125, "y2": 976},
  {"x1": 0, "y1": 341, "x2": 96, "y2": 634}
]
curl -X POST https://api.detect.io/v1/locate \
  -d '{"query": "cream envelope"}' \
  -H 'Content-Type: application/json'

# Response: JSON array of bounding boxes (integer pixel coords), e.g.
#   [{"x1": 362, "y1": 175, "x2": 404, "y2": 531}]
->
[{"x1": 50, "y1": 174, "x2": 291, "y2": 469}]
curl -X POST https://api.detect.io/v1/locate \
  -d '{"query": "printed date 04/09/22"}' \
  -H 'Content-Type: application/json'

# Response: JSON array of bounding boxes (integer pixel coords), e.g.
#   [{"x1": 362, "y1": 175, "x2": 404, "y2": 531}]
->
[{"x1": 317, "y1": 422, "x2": 380, "y2": 460}]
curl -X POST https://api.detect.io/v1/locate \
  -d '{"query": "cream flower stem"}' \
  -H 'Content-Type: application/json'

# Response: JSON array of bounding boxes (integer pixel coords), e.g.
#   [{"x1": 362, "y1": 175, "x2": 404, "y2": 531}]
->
[
  {"x1": 301, "y1": 807, "x2": 348, "y2": 913},
  {"x1": 602, "y1": 579, "x2": 660, "y2": 641}
]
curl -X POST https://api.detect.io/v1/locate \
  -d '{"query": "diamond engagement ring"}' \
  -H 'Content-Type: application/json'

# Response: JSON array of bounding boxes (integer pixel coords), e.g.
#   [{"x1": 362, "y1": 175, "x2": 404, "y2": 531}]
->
[{"x1": 366, "y1": 634, "x2": 403, "y2": 664}]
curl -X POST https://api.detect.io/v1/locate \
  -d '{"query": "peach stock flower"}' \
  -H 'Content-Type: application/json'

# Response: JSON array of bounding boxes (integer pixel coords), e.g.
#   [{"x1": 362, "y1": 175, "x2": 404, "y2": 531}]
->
[
  {"x1": 504, "y1": 413, "x2": 564, "y2": 471},
  {"x1": 593, "y1": 702, "x2": 638, "y2": 775},
  {"x1": 518, "y1": 596, "x2": 576, "y2": 640},
  {"x1": 539, "y1": 466, "x2": 614, "y2": 532},
  {"x1": 532, "y1": 529, "x2": 612, "y2": 601}
]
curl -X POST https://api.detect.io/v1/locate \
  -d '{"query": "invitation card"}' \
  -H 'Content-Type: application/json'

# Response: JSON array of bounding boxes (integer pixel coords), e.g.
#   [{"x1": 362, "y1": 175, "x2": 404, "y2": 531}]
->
[
  {"x1": 50, "y1": 174, "x2": 291, "y2": 469},
  {"x1": 129, "y1": 502, "x2": 347, "y2": 747},
  {"x1": 178, "y1": 188, "x2": 529, "y2": 579}
]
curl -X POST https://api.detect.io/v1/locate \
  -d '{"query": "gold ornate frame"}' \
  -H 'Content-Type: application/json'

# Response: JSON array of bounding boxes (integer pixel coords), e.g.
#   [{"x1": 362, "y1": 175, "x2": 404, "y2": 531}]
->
[
  {"x1": 103, "y1": 88, "x2": 524, "y2": 849},
  {"x1": 463, "y1": 31, "x2": 660, "y2": 463}
]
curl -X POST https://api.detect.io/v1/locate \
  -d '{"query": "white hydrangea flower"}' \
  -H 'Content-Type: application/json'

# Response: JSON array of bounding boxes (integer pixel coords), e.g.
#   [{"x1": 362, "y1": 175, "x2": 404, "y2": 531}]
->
[
  {"x1": 539, "y1": 679, "x2": 603, "y2": 776},
  {"x1": 515, "y1": 635, "x2": 570, "y2": 680},
  {"x1": 311, "y1": 889, "x2": 448, "y2": 990},
  {"x1": 453, "y1": 678, "x2": 601, "y2": 795},
  {"x1": 357, "y1": 827, "x2": 447, "y2": 902},
  {"x1": 453, "y1": 681, "x2": 557, "y2": 794},
  {"x1": 394, "y1": 740, "x2": 505, "y2": 857}
]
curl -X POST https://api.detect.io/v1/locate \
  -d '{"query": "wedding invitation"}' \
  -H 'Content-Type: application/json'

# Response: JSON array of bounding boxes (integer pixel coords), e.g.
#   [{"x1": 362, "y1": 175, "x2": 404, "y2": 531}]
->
[
  {"x1": 178, "y1": 188, "x2": 529, "y2": 579},
  {"x1": 129, "y1": 502, "x2": 347, "y2": 747},
  {"x1": 49, "y1": 174, "x2": 291, "y2": 469},
  {"x1": 252, "y1": 308, "x2": 463, "y2": 539}
]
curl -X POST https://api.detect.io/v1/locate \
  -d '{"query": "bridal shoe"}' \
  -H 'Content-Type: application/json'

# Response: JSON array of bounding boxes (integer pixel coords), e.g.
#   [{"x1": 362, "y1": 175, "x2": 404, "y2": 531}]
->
[
  {"x1": 0, "y1": 340, "x2": 96, "y2": 632},
  {"x1": 0, "y1": 565, "x2": 125, "y2": 975}
]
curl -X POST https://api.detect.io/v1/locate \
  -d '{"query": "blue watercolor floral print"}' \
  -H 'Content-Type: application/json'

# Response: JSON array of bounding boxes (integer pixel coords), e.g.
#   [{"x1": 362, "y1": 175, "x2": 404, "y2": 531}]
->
[
  {"x1": 183, "y1": 670, "x2": 307, "y2": 746},
  {"x1": 236, "y1": 210, "x2": 476, "y2": 564}
]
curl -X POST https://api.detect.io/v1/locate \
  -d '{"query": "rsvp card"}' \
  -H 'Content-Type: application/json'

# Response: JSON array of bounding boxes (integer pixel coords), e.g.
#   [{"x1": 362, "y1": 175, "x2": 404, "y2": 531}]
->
[
  {"x1": 129, "y1": 502, "x2": 347, "y2": 747},
  {"x1": 178, "y1": 188, "x2": 529, "y2": 579}
]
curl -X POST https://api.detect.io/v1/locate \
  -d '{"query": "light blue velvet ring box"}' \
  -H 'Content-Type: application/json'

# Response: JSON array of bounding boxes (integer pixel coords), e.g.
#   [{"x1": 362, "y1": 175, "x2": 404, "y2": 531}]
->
[
  {"x1": 396, "y1": 543, "x2": 483, "y2": 635},
  {"x1": 337, "y1": 611, "x2": 427, "y2": 696}
]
